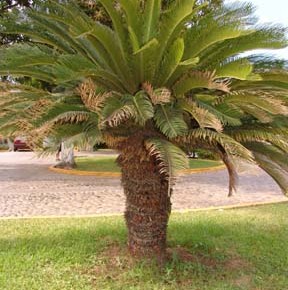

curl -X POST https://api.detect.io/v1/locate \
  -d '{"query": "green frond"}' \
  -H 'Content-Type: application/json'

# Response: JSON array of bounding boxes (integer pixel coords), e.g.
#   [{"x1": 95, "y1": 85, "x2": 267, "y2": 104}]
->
[
  {"x1": 154, "y1": 104, "x2": 188, "y2": 138},
  {"x1": 231, "y1": 70, "x2": 288, "y2": 91},
  {"x1": 200, "y1": 26, "x2": 288, "y2": 67},
  {"x1": 173, "y1": 70, "x2": 230, "y2": 95},
  {"x1": 229, "y1": 129, "x2": 288, "y2": 153},
  {"x1": 195, "y1": 97, "x2": 242, "y2": 126},
  {"x1": 128, "y1": 26, "x2": 140, "y2": 53},
  {"x1": 179, "y1": 57, "x2": 199, "y2": 67},
  {"x1": 97, "y1": 0, "x2": 129, "y2": 58},
  {"x1": 145, "y1": 137, "x2": 188, "y2": 178},
  {"x1": 246, "y1": 143, "x2": 288, "y2": 195},
  {"x1": 143, "y1": 0, "x2": 161, "y2": 43},
  {"x1": 179, "y1": 99, "x2": 223, "y2": 131},
  {"x1": 184, "y1": 128, "x2": 254, "y2": 161},
  {"x1": 133, "y1": 38, "x2": 159, "y2": 55},
  {"x1": 50, "y1": 111, "x2": 91, "y2": 125},
  {"x1": 101, "y1": 96, "x2": 136, "y2": 127},
  {"x1": 215, "y1": 58, "x2": 253, "y2": 80},
  {"x1": 118, "y1": 0, "x2": 142, "y2": 46},
  {"x1": 130, "y1": 91, "x2": 154, "y2": 126},
  {"x1": 155, "y1": 37, "x2": 184, "y2": 86},
  {"x1": 32, "y1": 99, "x2": 87, "y2": 127},
  {"x1": 101, "y1": 93, "x2": 154, "y2": 127},
  {"x1": 184, "y1": 3, "x2": 253, "y2": 59},
  {"x1": 153, "y1": 0, "x2": 196, "y2": 79}
]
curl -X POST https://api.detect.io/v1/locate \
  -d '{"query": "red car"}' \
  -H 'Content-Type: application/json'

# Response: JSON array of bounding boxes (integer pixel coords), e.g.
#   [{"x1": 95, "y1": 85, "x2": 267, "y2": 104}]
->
[{"x1": 14, "y1": 137, "x2": 30, "y2": 151}]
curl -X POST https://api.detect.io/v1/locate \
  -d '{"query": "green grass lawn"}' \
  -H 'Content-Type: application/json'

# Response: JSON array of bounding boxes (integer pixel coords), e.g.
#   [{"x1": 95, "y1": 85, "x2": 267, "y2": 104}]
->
[
  {"x1": 1, "y1": 203, "x2": 287, "y2": 290},
  {"x1": 75, "y1": 156, "x2": 222, "y2": 172}
]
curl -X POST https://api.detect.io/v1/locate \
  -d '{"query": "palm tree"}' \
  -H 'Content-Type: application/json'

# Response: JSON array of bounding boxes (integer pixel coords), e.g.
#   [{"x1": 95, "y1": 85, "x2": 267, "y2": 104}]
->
[{"x1": 0, "y1": 0, "x2": 288, "y2": 263}]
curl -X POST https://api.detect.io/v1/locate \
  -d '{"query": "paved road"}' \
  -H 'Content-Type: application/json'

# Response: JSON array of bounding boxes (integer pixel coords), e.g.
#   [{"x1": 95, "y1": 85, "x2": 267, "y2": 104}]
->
[{"x1": 0, "y1": 152, "x2": 286, "y2": 217}]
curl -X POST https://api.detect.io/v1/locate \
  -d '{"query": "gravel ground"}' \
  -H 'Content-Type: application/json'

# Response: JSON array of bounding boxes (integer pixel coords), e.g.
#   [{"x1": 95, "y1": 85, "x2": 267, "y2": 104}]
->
[{"x1": 0, "y1": 151, "x2": 287, "y2": 217}]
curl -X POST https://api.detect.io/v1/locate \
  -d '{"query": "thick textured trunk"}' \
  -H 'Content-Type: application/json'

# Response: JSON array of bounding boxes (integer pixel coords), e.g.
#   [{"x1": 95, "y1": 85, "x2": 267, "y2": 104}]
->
[{"x1": 117, "y1": 135, "x2": 171, "y2": 264}]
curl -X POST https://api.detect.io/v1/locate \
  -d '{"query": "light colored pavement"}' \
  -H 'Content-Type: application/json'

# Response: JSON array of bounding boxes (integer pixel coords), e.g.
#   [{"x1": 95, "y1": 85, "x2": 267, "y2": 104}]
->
[{"x1": 0, "y1": 152, "x2": 287, "y2": 217}]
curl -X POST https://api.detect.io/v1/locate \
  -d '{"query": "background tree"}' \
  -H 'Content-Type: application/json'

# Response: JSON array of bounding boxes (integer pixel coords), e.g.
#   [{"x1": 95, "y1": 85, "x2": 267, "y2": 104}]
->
[{"x1": 0, "y1": 0, "x2": 287, "y2": 264}]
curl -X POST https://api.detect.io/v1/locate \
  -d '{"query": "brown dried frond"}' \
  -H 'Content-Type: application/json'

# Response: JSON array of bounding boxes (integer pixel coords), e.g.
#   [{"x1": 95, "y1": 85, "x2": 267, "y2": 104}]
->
[
  {"x1": 186, "y1": 100, "x2": 223, "y2": 132},
  {"x1": 218, "y1": 150, "x2": 238, "y2": 197},
  {"x1": 142, "y1": 82, "x2": 154, "y2": 98},
  {"x1": 103, "y1": 134, "x2": 127, "y2": 149},
  {"x1": 142, "y1": 82, "x2": 171, "y2": 105},
  {"x1": 103, "y1": 105, "x2": 135, "y2": 128},
  {"x1": 198, "y1": 70, "x2": 231, "y2": 93},
  {"x1": 175, "y1": 70, "x2": 231, "y2": 94},
  {"x1": 16, "y1": 119, "x2": 34, "y2": 132},
  {"x1": 25, "y1": 99, "x2": 53, "y2": 118},
  {"x1": 77, "y1": 79, "x2": 111, "y2": 113},
  {"x1": 52, "y1": 111, "x2": 90, "y2": 125}
]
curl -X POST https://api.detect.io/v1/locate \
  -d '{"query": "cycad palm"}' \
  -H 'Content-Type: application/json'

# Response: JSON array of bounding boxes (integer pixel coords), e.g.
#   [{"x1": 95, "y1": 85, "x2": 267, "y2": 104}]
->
[{"x1": 0, "y1": 0, "x2": 288, "y2": 262}]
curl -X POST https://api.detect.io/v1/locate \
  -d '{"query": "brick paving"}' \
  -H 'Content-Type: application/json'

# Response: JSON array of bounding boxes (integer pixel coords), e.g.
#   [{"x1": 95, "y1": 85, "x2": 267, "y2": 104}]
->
[{"x1": 0, "y1": 152, "x2": 286, "y2": 217}]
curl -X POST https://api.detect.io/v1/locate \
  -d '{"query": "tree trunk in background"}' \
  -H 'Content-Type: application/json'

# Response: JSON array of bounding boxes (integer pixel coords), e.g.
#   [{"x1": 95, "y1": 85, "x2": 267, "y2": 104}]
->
[
  {"x1": 117, "y1": 135, "x2": 171, "y2": 264},
  {"x1": 55, "y1": 141, "x2": 76, "y2": 169},
  {"x1": 7, "y1": 138, "x2": 14, "y2": 151}
]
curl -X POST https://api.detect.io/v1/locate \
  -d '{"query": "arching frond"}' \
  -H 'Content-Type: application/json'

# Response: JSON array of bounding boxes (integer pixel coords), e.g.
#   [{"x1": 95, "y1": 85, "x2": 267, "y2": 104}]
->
[
  {"x1": 173, "y1": 70, "x2": 230, "y2": 95},
  {"x1": 145, "y1": 137, "x2": 188, "y2": 179},
  {"x1": 182, "y1": 128, "x2": 254, "y2": 161},
  {"x1": 179, "y1": 99, "x2": 223, "y2": 131},
  {"x1": 215, "y1": 93, "x2": 288, "y2": 121},
  {"x1": 101, "y1": 96, "x2": 136, "y2": 128},
  {"x1": 142, "y1": 0, "x2": 161, "y2": 43},
  {"x1": 142, "y1": 83, "x2": 172, "y2": 105},
  {"x1": 246, "y1": 143, "x2": 288, "y2": 195},
  {"x1": 154, "y1": 104, "x2": 188, "y2": 138},
  {"x1": 101, "y1": 93, "x2": 154, "y2": 127},
  {"x1": 152, "y1": 0, "x2": 196, "y2": 79},
  {"x1": 130, "y1": 91, "x2": 154, "y2": 126},
  {"x1": 195, "y1": 98, "x2": 242, "y2": 126},
  {"x1": 215, "y1": 58, "x2": 253, "y2": 80},
  {"x1": 200, "y1": 25, "x2": 287, "y2": 68},
  {"x1": 184, "y1": 2, "x2": 254, "y2": 59},
  {"x1": 50, "y1": 111, "x2": 91, "y2": 125},
  {"x1": 155, "y1": 37, "x2": 184, "y2": 86},
  {"x1": 77, "y1": 79, "x2": 111, "y2": 113},
  {"x1": 218, "y1": 149, "x2": 238, "y2": 197},
  {"x1": 230, "y1": 129, "x2": 288, "y2": 153}
]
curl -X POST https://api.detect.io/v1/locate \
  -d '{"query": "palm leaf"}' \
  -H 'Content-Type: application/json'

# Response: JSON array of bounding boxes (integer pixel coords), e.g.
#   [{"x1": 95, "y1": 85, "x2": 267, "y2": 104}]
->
[
  {"x1": 143, "y1": 0, "x2": 161, "y2": 43},
  {"x1": 179, "y1": 99, "x2": 223, "y2": 131},
  {"x1": 215, "y1": 58, "x2": 253, "y2": 80},
  {"x1": 173, "y1": 71, "x2": 230, "y2": 95},
  {"x1": 155, "y1": 37, "x2": 184, "y2": 86},
  {"x1": 101, "y1": 96, "x2": 136, "y2": 127},
  {"x1": 142, "y1": 83, "x2": 172, "y2": 105},
  {"x1": 145, "y1": 137, "x2": 188, "y2": 178},
  {"x1": 183, "y1": 128, "x2": 254, "y2": 161},
  {"x1": 154, "y1": 104, "x2": 188, "y2": 138},
  {"x1": 246, "y1": 143, "x2": 288, "y2": 196},
  {"x1": 130, "y1": 91, "x2": 154, "y2": 126}
]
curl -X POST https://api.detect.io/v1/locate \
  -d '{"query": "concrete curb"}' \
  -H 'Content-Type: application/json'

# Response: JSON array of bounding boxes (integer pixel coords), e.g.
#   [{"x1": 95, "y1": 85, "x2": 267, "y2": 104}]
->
[
  {"x1": 1, "y1": 200, "x2": 287, "y2": 221},
  {"x1": 48, "y1": 164, "x2": 226, "y2": 177},
  {"x1": 49, "y1": 166, "x2": 121, "y2": 177}
]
